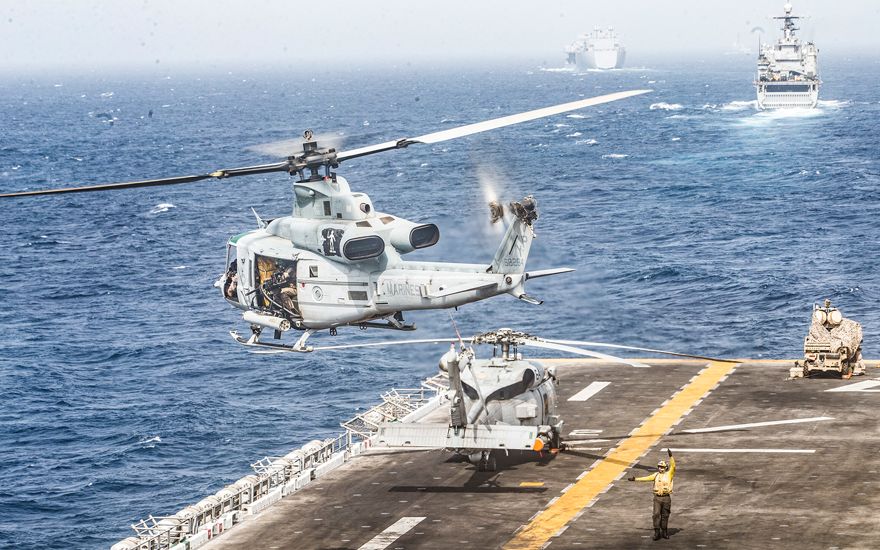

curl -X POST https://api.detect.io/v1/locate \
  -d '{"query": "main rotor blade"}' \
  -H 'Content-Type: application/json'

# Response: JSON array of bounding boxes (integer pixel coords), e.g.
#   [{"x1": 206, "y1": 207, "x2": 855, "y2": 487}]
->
[
  {"x1": 0, "y1": 160, "x2": 290, "y2": 198},
  {"x1": 545, "y1": 339, "x2": 736, "y2": 363},
  {"x1": 336, "y1": 89, "x2": 652, "y2": 162},
  {"x1": 522, "y1": 340, "x2": 652, "y2": 368}
]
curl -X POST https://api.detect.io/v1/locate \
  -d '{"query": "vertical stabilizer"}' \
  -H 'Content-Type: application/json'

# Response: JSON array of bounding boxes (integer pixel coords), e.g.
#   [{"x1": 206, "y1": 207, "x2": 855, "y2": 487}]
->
[{"x1": 489, "y1": 196, "x2": 537, "y2": 274}]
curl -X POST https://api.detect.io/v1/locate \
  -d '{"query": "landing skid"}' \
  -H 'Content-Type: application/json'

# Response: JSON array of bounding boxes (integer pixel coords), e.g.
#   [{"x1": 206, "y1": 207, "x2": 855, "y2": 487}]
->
[
  {"x1": 230, "y1": 328, "x2": 315, "y2": 353},
  {"x1": 231, "y1": 318, "x2": 416, "y2": 353}
]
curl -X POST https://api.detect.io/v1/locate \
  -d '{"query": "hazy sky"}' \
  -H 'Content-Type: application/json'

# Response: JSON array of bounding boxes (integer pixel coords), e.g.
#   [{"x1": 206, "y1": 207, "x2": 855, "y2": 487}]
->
[{"x1": 2, "y1": 1, "x2": 879, "y2": 72}]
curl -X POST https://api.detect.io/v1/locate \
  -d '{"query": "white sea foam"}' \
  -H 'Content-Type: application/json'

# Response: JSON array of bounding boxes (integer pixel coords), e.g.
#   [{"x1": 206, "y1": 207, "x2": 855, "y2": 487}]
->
[
  {"x1": 566, "y1": 132, "x2": 582, "y2": 137},
  {"x1": 100, "y1": 91, "x2": 114, "y2": 98},
  {"x1": 173, "y1": 266, "x2": 187, "y2": 270},
  {"x1": 721, "y1": 100, "x2": 758, "y2": 111},
  {"x1": 150, "y1": 203, "x2": 175, "y2": 214},
  {"x1": 540, "y1": 67, "x2": 575, "y2": 73},
  {"x1": 140, "y1": 435, "x2": 161, "y2": 448},
  {"x1": 575, "y1": 138, "x2": 598, "y2": 145},
  {"x1": 671, "y1": 137, "x2": 681, "y2": 141},
  {"x1": 602, "y1": 153, "x2": 629, "y2": 159},
  {"x1": 747, "y1": 107, "x2": 823, "y2": 124},
  {"x1": 650, "y1": 102, "x2": 683, "y2": 111},
  {"x1": 554, "y1": 123, "x2": 570, "y2": 128},
  {"x1": 566, "y1": 114, "x2": 587, "y2": 119}
]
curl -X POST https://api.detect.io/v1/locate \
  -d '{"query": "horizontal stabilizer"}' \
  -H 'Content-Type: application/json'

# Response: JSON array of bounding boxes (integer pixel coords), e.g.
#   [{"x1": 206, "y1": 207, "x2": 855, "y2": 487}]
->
[
  {"x1": 427, "y1": 281, "x2": 497, "y2": 299},
  {"x1": 526, "y1": 268, "x2": 574, "y2": 280},
  {"x1": 376, "y1": 423, "x2": 546, "y2": 451}
]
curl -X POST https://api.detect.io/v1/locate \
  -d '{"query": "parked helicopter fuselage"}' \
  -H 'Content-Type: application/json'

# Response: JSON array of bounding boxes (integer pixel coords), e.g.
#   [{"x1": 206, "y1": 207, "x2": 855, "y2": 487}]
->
[{"x1": 457, "y1": 356, "x2": 560, "y2": 429}]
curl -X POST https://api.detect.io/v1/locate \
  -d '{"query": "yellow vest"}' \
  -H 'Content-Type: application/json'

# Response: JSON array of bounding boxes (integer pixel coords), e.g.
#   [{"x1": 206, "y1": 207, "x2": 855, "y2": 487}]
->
[{"x1": 635, "y1": 456, "x2": 675, "y2": 495}]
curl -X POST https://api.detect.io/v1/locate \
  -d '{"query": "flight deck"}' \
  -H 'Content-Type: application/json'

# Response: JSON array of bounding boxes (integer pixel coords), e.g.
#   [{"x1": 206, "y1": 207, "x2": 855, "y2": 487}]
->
[{"x1": 201, "y1": 359, "x2": 880, "y2": 550}]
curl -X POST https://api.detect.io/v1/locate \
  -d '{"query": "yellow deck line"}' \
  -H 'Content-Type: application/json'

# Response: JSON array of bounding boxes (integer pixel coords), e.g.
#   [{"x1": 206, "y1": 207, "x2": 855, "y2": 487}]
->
[{"x1": 504, "y1": 360, "x2": 739, "y2": 550}]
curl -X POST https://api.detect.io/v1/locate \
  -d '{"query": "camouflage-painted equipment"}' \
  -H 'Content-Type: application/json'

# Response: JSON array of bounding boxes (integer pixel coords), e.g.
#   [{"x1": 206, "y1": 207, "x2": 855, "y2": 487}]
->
[{"x1": 793, "y1": 300, "x2": 865, "y2": 379}]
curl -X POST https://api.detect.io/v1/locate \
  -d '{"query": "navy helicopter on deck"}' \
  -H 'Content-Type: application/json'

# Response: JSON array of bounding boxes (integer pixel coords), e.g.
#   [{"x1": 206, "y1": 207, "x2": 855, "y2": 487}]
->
[
  {"x1": 0, "y1": 90, "x2": 650, "y2": 350},
  {"x1": 307, "y1": 328, "x2": 725, "y2": 471}
]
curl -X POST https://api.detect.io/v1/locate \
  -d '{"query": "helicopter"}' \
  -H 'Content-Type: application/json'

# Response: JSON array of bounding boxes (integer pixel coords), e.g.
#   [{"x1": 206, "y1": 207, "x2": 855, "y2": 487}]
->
[
  {"x1": 0, "y1": 90, "x2": 650, "y2": 351},
  {"x1": 307, "y1": 328, "x2": 729, "y2": 472}
]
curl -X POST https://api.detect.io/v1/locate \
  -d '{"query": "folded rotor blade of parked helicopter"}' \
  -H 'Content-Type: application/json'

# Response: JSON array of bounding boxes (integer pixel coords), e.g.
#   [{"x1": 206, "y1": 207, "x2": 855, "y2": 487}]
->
[
  {"x1": 543, "y1": 339, "x2": 736, "y2": 363},
  {"x1": 335, "y1": 89, "x2": 652, "y2": 162},
  {"x1": 521, "y1": 340, "x2": 652, "y2": 368}
]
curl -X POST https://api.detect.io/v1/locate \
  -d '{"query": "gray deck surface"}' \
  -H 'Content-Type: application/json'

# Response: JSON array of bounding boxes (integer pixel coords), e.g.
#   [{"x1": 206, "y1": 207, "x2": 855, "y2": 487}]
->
[{"x1": 207, "y1": 360, "x2": 880, "y2": 549}]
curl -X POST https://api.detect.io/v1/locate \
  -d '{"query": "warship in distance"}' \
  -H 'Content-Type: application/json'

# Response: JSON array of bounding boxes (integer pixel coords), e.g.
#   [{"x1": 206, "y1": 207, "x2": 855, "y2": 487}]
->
[
  {"x1": 565, "y1": 26, "x2": 626, "y2": 70},
  {"x1": 755, "y1": 2, "x2": 820, "y2": 109}
]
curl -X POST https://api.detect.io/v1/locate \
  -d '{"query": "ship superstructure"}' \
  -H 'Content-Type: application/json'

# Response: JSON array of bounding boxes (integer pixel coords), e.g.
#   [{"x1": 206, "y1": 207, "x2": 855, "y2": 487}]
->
[
  {"x1": 755, "y1": 2, "x2": 820, "y2": 109},
  {"x1": 565, "y1": 26, "x2": 626, "y2": 70}
]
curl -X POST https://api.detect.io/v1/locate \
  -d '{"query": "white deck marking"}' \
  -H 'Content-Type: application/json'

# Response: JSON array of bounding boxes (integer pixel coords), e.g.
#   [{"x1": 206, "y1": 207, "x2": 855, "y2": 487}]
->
[
  {"x1": 661, "y1": 448, "x2": 815, "y2": 454},
  {"x1": 680, "y1": 416, "x2": 833, "y2": 433},
  {"x1": 825, "y1": 379, "x2": 880, "y2": 392},
  {"x1": 358, "y1": 517, "x2": 426, "y2": 550},
  {"x1": 568, "y1": 382, "x2": 611, "y2": 402}
]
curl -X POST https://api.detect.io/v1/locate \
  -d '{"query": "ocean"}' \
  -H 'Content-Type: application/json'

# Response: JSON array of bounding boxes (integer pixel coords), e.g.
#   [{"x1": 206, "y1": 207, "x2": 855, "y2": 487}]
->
[{"x1": 1, "y1": 55, "x2": 878, "y2": 548}]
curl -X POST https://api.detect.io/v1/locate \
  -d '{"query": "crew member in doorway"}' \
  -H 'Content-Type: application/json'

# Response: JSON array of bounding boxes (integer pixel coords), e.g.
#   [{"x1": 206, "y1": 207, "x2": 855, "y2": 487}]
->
[{"x1": 628, "y1": 448, "x2": 675, "y2": 540}]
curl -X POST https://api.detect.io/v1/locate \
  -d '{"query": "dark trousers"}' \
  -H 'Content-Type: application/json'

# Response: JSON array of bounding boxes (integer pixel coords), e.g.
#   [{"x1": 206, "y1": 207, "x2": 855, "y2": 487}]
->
[{"x1": 652, "y1": 494, "x2": 671, "y2": 530}]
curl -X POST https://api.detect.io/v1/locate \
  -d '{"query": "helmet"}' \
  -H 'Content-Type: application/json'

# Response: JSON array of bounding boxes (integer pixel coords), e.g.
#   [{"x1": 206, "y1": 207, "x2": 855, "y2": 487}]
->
[{"x1": 657, "y1": 460, "x2": 668, "y2": 470}]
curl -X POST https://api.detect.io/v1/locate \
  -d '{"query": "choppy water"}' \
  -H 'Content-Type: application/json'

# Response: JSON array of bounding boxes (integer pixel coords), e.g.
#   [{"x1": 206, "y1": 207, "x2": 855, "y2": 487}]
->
[{"x1": 1, "y1": 56, "x2": 879, "y2": 548}]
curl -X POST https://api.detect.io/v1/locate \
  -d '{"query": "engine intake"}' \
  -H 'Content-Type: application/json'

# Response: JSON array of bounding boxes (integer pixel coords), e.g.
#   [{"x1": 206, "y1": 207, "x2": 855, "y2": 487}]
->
[{"x1": 390, "y1": 222, "x2": 439, "y2": 253}]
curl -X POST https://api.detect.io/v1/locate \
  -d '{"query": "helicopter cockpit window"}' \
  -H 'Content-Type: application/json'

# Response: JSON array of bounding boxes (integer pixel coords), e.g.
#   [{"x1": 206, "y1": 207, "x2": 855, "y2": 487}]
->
[
  {"x1": 323, "y1": 201, "x2": 331, "y2": 216},
  {"x1": 343, "y1": 235, "x2": 385, "y2": 261},
  {"x1": 485, "y1": 370, "x2": 535, "y2": 403},
  {"x1": 223, "y1": 246, "x2": 238, "y2": 300}
]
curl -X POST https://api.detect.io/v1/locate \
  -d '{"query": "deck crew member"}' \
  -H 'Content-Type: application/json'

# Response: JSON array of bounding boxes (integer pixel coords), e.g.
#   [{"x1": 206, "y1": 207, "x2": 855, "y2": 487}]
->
[{"x1": 628, "y1": 448, "x2": 675, "y2": 540}]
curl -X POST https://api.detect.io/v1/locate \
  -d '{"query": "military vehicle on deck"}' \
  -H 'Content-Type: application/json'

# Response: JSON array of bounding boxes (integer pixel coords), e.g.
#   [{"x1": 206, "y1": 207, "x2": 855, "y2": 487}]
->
[{"x1": 793, "y1": 299, "x2": 865, "y2": 379}]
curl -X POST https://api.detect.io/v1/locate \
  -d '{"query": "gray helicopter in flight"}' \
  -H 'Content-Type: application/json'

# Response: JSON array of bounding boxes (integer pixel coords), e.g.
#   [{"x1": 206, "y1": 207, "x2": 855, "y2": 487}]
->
[
  {"x1": 0, "y1": 90, "x2": 650, "y2": 351},
  {"x1": 307, "y1": 328, "x2": 726, "y2": 471}
]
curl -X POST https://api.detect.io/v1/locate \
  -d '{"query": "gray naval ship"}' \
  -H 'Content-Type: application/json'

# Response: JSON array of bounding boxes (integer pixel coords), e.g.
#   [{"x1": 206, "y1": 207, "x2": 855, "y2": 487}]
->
[
  {"x1": 565, "y1": 27, "x2": 626, "y2": 70},
  {"x1": 755, "y1": 2, "x2": 820, "y2": 109}
]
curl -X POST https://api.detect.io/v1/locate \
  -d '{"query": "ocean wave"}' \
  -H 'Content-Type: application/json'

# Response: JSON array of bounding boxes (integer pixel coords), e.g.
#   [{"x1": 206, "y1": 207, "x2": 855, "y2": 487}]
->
[
  {"x1": 575, "y1": 138, "x2": 598, "y2": 145},
  {"x1": 566, "y1": 114, "x2": 586, "y2": 119},
  {"x1": 817, "y1": 99, "x2": 849, "y2": 109},
  {"x1": 650, "y1": 102, "x2": 683, "y2": 111},
  {"x1": 150, "y1": 203, "x2": 175, "y2": 214},
  {"x1": 566, "y1": 132, "x2": 582, "y2": 137},
  {"x1": 720, "y1": 100, "x2": 757, "y2": 111},
  {"x1": 745, "y1": 107, "x2": 824, "y2": 124},
  {"x1": 539, "y1": 67, "x2": 575, "y2": 73},
  {"x1": 601, "y1": 153, "x2": 629, "y2": 159}
]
